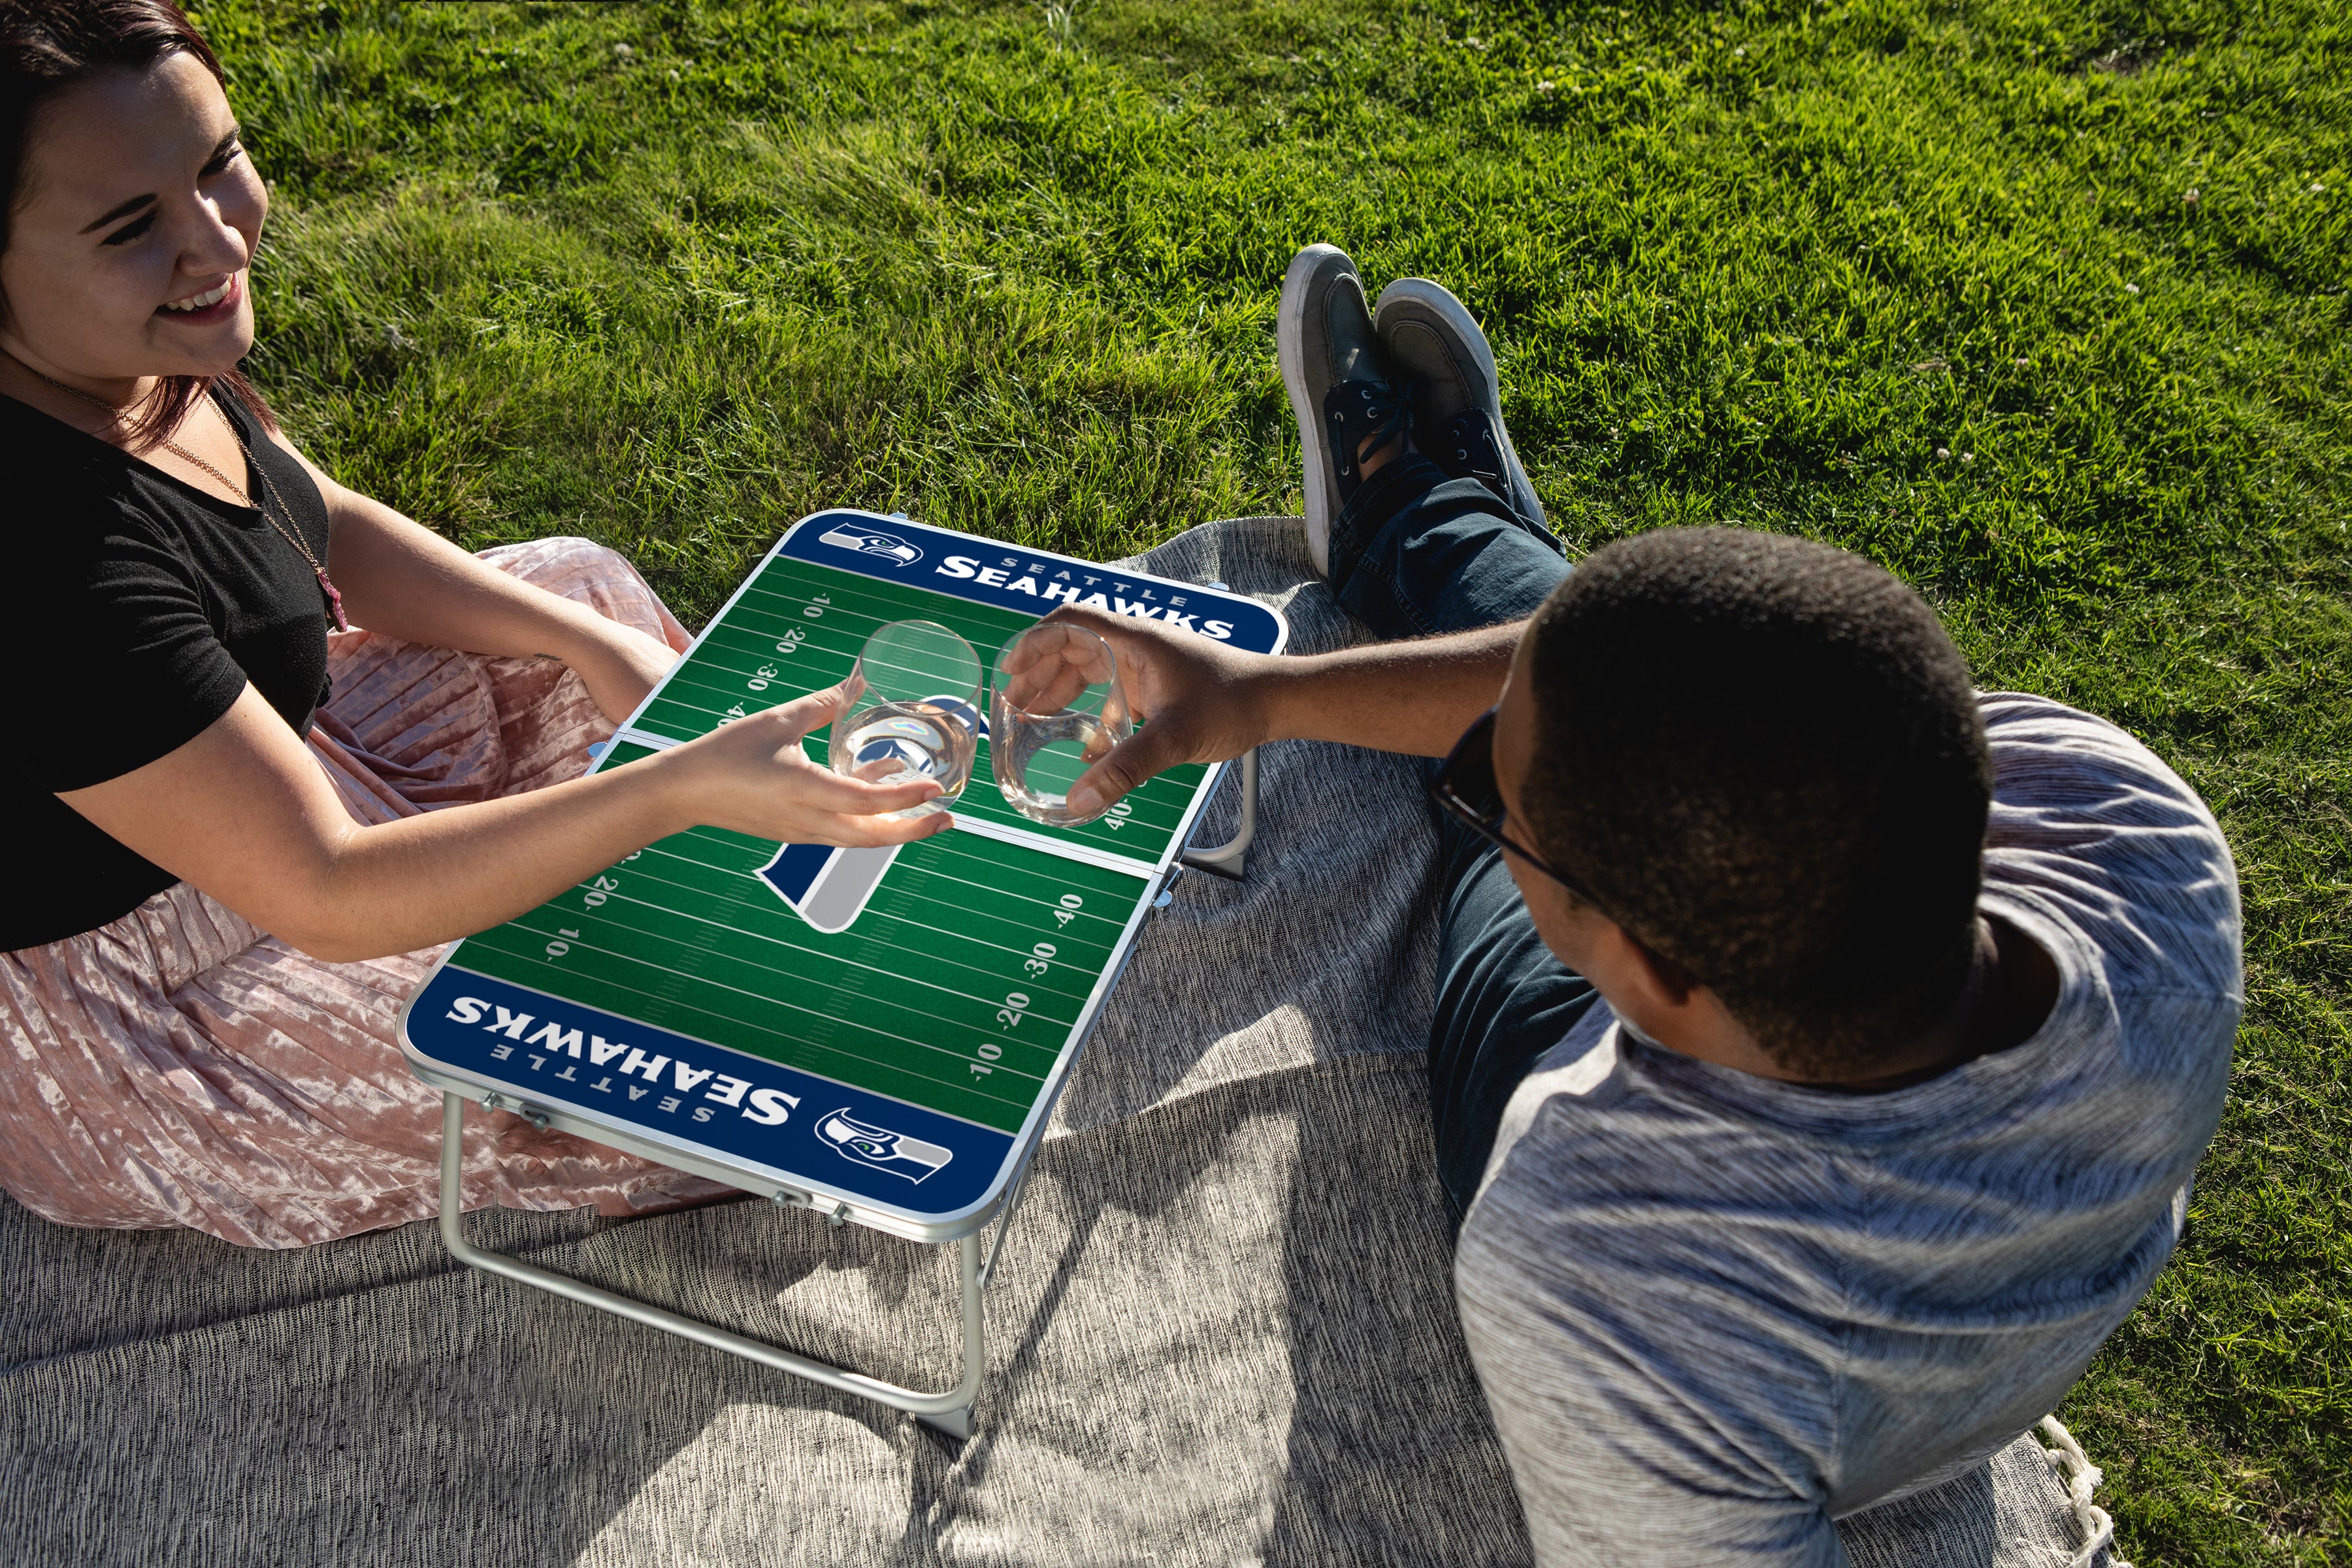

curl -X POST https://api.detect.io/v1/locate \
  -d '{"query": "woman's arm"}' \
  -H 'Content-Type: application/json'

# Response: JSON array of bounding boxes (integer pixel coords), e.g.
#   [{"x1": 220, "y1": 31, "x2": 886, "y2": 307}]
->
[
  {"x1": 59, "y1": 681, "x2": 947, "y2": 962},
  {"x1": 278, "y1": 437, "x2": 678, "y2": 723}
]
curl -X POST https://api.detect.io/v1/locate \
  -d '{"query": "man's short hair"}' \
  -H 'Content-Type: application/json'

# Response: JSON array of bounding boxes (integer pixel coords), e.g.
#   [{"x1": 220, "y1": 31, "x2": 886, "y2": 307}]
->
[{"x1": 1520, "y1": 527, "x2": 1991, "y2": 1078}]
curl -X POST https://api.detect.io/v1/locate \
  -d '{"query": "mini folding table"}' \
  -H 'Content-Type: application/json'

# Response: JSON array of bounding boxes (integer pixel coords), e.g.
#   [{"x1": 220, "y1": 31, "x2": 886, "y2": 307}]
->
[{"x1": 399, "y1": 511, "x2": 1288, "y2": 1437}]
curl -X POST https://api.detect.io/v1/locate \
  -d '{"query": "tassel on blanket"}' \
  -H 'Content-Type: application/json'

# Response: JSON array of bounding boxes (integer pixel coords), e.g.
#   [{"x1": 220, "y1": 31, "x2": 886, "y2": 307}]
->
[{"x1": 2038, "y1": 1414, "x2": 2131, "y2": 1568}]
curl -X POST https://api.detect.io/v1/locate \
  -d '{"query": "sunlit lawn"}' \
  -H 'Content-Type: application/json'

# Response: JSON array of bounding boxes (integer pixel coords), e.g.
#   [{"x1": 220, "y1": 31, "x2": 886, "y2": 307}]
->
[{"x1": 203, "y1": 1, "x2": 2349, "y2": 1560}]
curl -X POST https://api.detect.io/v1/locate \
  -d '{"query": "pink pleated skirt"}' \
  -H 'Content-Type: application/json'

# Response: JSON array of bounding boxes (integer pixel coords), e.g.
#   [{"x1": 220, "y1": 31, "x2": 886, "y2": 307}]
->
[{"x1": 0, "y1": 538, "x2": 730, "y2": 1249}]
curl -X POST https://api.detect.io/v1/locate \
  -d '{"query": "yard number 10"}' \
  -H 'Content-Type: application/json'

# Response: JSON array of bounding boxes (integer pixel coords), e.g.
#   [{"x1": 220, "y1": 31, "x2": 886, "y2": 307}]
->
[{"x1": 970, "y1": 894, "x2": 1085, "y2": 1079}]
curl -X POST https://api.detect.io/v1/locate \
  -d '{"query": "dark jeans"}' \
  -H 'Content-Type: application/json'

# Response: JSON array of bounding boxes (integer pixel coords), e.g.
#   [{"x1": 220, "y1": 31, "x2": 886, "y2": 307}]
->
[{"x1": 1329, "y1": 456, "x2": 1600, "y2": 1235}]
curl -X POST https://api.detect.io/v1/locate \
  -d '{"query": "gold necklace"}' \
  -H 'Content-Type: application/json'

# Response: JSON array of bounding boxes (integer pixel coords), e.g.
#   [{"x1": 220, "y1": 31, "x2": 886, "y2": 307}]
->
[{"x1": 14, "y1": 362, "x2": 348, "y2": 631}]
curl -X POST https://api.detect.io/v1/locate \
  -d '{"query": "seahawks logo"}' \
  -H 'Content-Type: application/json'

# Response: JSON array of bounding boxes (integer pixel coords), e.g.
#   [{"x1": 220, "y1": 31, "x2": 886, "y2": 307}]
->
[
  {"x1": 816, "y1": 1108, "x2": 954, "y2": 1183},
  {"x1": 818, "y1": 525, "x2": 923, "y2": 566},
  {"x1": 756, "y1": 696, "x2": 979, "y2": 933},
  {"x1": 757, "y1": 843, "x2": 898, "y2": 933}
]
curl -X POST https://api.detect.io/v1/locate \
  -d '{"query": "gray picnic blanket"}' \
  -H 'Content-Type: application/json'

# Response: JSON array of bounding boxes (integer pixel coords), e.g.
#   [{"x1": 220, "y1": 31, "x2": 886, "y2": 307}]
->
[{"x1": 0, "y1": 517, "x2": 2108, "y2": 1566}]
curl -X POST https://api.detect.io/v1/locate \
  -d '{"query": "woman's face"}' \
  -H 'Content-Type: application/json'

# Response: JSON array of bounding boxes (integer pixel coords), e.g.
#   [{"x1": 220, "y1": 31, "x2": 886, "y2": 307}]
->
[{"x1": 0, "y1": 49, "x2": 265, "y2": 389}]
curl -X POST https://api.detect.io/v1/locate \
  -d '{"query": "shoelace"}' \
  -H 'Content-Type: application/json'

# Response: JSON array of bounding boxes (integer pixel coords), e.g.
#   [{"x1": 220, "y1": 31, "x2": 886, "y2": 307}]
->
[{"x1": 1329, "y1": 373, "x2": 1417, "y2": 480}]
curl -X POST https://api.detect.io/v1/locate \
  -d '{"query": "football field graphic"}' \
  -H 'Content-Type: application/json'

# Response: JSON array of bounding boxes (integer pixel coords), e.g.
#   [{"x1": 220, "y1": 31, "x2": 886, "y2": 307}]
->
[{"x1": 400, "y1": 512, "x2": 1287, "y2": 1235}]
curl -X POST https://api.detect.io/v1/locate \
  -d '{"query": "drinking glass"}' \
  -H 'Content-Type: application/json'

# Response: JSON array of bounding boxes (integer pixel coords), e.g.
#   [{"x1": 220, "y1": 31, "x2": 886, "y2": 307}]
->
[
  {"x1": 990, "y1": 623, "x2": 1132, "y2": 826},
  {"x1": 828, "y1": 620, "x2": 983, "y2": 819}
]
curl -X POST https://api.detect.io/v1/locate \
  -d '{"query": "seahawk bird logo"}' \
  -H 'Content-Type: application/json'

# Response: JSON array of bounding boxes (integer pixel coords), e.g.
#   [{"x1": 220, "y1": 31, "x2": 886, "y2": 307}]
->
[
  {"x1": 816, "y1": 1108, "x2": 955, "y2": 1183},
  {"x1": 817, "y1": 525, "x2": 923, "y2": 566}
]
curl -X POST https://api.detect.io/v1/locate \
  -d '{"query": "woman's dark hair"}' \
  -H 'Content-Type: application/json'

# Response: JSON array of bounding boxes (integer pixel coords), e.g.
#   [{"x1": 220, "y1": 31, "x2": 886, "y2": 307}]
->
[{"x1": 0, "y1": 0, "x2": 272, "y2": 446}]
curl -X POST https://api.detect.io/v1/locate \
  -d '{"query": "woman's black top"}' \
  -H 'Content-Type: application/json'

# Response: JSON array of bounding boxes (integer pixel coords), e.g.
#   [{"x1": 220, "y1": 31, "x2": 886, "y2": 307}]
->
[{"x1": 0, "y1": 387, "x2": 336, "y2": 949}]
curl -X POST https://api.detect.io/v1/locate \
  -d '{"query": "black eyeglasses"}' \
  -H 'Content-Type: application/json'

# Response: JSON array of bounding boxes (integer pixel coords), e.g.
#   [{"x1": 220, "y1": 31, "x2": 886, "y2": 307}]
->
[{"x1": 1426, "y1": 706, "x2": 1603, "y2": 907}]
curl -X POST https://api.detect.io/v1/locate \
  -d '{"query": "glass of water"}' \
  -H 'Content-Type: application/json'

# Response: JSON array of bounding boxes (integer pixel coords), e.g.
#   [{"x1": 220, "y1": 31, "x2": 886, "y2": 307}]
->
[
  {"x1": 829, "y1": 619, "x2": 983, "y2": 819},
  {"x1": 990, "y1": 623, "x2": 1132, "y2": 826}
]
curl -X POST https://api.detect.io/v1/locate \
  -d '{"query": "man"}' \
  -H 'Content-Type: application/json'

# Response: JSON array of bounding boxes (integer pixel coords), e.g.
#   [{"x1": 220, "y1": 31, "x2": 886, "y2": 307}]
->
[{"x1": 1050, "y1": 244, "x2": 2238, "y2": 1564}]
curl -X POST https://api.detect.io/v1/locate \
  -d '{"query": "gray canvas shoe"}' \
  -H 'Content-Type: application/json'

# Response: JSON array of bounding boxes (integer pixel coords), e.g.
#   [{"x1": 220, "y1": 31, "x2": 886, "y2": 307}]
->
[
  {"x1": 1277, "y1": 244, "x2": 1408, "y2": 574},
  {"x1": 1373, "y1": 278, "x2": 1555, "y2": 544}
]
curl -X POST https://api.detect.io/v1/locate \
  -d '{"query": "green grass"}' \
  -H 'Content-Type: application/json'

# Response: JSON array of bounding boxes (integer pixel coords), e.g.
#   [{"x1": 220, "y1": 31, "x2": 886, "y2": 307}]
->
[{"x1": 194, "y1": 0, "x2": 2347, "y2": 1559}]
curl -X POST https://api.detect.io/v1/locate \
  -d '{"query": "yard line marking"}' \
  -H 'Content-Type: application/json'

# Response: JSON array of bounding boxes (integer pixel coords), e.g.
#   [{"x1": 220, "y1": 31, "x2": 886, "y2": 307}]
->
[
  {"x1": 568, "y1": 868, "x2": 1099, "y2": 1009},
  {"x1": 440, "y1": 963, "x2": 1034, "y2": 1130},
  {"x1": 604, "y1": 862, "x2": 1123, "y2": 983},
  {"x1": 936, "y1": 815, "x2": 1158, "y2": 876},
  {"x1": 472, "y1": 932, "x2": 1056, "y2": 1091},
  {"x1": 623, "y1": 835, "x2": 1134, "y2": 939},
  {"x1": 500, "y1": 906, "x2": 1082, "y2": 1042}
]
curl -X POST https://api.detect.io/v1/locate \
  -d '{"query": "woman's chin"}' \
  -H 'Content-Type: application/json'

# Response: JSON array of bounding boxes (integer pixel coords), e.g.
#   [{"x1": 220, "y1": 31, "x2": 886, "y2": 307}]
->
[{"x1": 140, "y1": 318, "x2": 255, "y2": 379}]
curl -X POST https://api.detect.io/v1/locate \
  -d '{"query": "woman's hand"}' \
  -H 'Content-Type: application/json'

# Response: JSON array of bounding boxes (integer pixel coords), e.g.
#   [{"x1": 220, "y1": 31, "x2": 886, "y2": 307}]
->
[
  {"x1": 563, "y1": 618, "x2": 683, "y2": 725},
  {"x1": 650, "y1": 680, "x2": 954, "y2": 847}
]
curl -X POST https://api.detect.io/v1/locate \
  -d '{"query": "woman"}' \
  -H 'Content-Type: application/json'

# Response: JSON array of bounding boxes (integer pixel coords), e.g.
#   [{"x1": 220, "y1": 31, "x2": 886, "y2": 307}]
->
[{"x1": 0, "y1": 0, "x2": 947, "y2": 1247}]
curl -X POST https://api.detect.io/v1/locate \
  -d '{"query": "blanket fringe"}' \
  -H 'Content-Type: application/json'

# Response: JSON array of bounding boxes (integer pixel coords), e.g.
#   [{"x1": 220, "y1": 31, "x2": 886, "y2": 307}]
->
[{"x1": 2038, "y1": 1414, "x2": 2131, "y2": 1568}]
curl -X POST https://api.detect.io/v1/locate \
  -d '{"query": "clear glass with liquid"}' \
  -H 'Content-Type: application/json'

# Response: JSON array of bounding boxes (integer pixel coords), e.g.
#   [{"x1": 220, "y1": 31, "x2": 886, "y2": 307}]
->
[
  {"x1": 990, "y1": 623, "x2": 1132, "y2": 826},
  {"x1": 829, "y1": 621, "x2": 983, "y2": 819}
]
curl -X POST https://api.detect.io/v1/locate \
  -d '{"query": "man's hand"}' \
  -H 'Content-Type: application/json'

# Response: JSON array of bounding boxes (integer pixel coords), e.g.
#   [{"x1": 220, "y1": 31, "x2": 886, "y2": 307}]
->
[
  {"x1": 1037, "y1": 605, "x2": 1280, "y2": 818},
  {"x1": 1036, "y1": 601, "x2": 1527, "y2": 817}
]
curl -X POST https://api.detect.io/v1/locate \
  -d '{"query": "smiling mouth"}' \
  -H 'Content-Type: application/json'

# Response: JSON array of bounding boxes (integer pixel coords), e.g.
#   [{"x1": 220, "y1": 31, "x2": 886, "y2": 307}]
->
[{"x1": 157, "y1": 272, "x2": 242, "y2": 318}]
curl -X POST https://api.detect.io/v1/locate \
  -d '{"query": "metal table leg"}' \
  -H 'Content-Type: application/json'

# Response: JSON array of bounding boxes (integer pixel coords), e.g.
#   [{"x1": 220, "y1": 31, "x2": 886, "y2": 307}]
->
[
  {"x1": 436, "y1": 1093, "x2": 983, "y2": 1439},
  {"x1": 1180, "y1": 747, "x2": 1258, "y2": 879}
]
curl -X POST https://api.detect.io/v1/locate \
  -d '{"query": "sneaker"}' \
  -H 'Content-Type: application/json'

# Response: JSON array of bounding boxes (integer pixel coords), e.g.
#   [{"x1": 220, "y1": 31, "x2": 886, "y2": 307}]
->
[
  {"x1": 1373, "y1": 278, "x2": 1556, "y2": 546},
  {"x1": 1277, "y1": 243, "x2": 1410, "y2": 575}
]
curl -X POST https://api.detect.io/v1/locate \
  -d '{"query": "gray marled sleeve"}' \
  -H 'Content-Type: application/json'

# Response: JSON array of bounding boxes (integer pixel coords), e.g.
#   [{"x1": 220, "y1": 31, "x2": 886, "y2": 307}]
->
[{"x1": 1458, "y1": 1165, "x2": 1852, "y2": 1567}]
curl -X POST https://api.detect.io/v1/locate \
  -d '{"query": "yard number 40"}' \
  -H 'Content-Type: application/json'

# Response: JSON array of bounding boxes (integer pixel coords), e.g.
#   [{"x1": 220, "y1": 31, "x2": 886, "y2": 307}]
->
[{"x1": 972, "y1": 894, "x2": 1087, "y2": 1078}]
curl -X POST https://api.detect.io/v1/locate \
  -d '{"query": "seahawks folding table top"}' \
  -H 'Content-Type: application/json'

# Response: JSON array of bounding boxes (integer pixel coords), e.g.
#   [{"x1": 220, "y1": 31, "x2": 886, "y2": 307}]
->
[{"x1": 399, "y1": 511, "x2": 1286, "y2": 1437}]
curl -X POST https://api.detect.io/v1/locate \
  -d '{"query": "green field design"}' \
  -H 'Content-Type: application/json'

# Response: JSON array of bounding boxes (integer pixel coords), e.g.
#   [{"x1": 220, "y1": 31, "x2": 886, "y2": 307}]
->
[
  {"x1": 439, "y1": 537, "x2": 1232, "y2": 1135},
  {"x1": 453, "y1": 738, "x2": 1149, "y2": 1132},
  {"x1": 632, "y1": 551, "x2": 1206, "y2": 867}
]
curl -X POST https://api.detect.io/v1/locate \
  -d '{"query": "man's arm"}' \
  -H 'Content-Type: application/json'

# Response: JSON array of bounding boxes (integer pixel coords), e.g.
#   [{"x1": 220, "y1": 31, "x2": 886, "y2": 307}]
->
[{"x1": 1040, "y1": 604, "x2": 1525, "y2": 819}]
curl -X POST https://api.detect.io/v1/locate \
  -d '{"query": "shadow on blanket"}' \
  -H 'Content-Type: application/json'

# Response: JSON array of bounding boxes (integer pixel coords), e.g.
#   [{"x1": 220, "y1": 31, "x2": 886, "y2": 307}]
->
[{"x1": 0, "y1": 519, "x2": 2106, "y2": 1567}]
